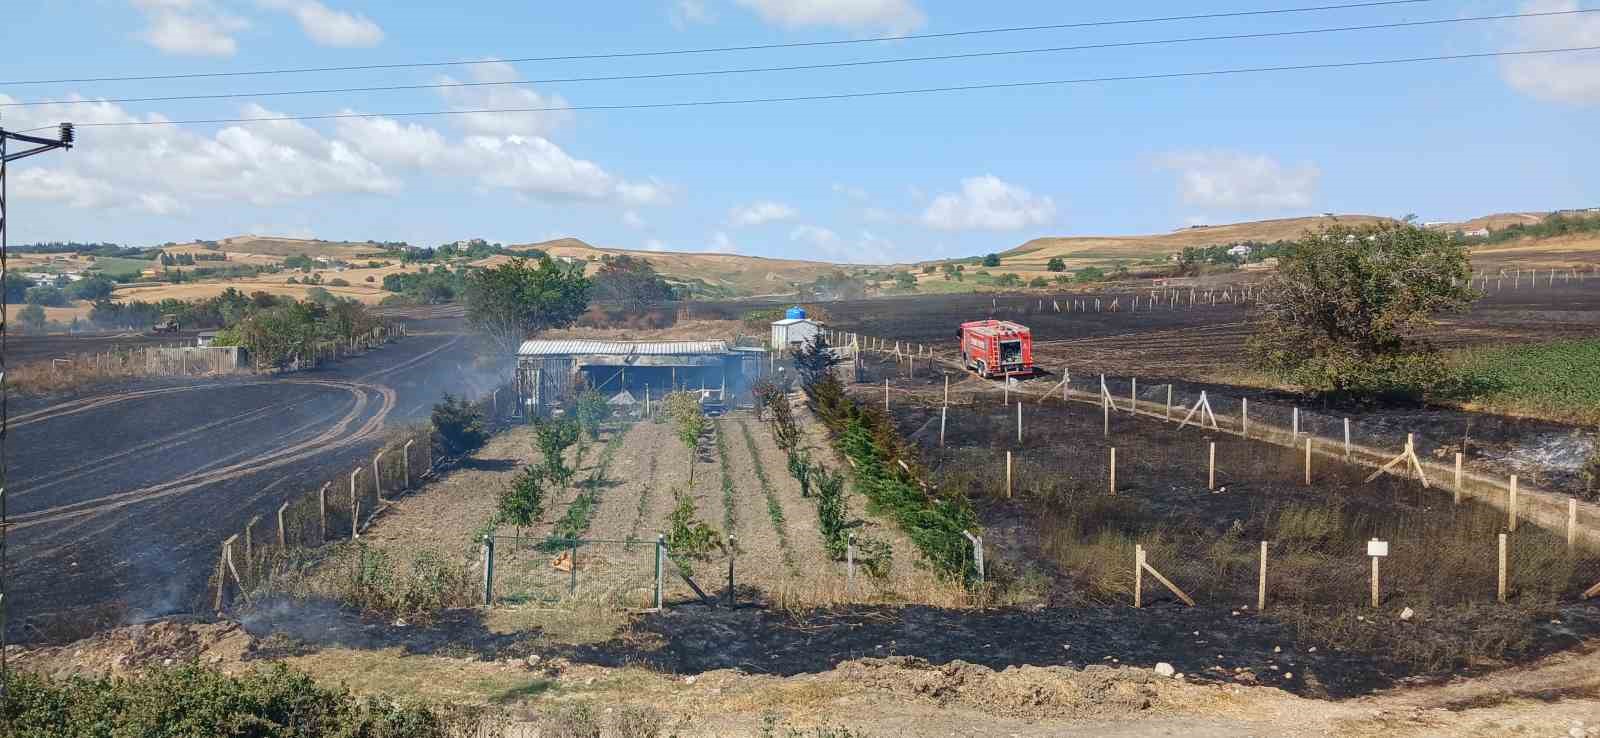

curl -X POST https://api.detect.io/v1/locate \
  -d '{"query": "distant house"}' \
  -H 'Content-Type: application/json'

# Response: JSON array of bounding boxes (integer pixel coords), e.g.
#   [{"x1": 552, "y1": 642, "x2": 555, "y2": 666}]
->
[
  {"x1": 1227, "y1": 244, "x2": 1253, "y2": 258},
  {"x1": 196, "y1": 331, "x2": 220, "y2": 347},
  {"x1": 1463, "y1": 227, "x2": 1490, "y2": 237},
  {"x1": 771, "y1": 317, "x2": 822, "y2": 351}
]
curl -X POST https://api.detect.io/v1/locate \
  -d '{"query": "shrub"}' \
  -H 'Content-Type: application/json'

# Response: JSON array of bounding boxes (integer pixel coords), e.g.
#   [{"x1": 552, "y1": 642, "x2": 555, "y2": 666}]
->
[
  {"x1": 665, "y1": 487, "x2": 720, "y2": 563},
  {"x1": 329, "y1": 277, "x2": 351, "y2": 287},
  {"x1": 498, "y1": 465, "x2": 548, "y2": 532},
  {"x1": 365, "y1": 275, "x2": 376, "y2": 282},
  {"x1": 981, "y1": 253, "x2": 1001, "y2": 267},
  {"x1": 431, "y1": 394, "x2": 488, "y2": 455},
  {"x1": 576, "y1": 389, "x2": 611, "y2": 440},
  {"x1": 541, "y1": 703, "x2": 601, "y2": 738},
  {"x1": 2, "y1": 662, "x2": 485, "y2": 738},
  {"x1": 1046, "y1": 257, "x2": 1066, "y2": 272},
  {"x1": 535, "y1": 419, "x2": 580, "y2": 492}
]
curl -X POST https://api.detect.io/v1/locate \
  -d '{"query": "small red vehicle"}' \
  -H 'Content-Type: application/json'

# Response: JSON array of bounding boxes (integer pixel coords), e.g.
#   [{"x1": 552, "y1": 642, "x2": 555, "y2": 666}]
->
[{"x1": 958, "y1": 320, "x2": 1034, "y2": 378}]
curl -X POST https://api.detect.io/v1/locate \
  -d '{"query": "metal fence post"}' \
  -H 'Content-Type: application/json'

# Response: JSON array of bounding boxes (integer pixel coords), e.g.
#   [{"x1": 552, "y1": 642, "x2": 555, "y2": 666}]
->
[
  {"x1": 726, "y1": 535, "x2": 737, "y2": 607},
  {"x1": 655, "y1": 534, "x2": 665, "y2": 610},
  {"x1": 846, "y1": 533, "x2": 856, "y2": 596},
  {"x1": 961, "y1": 531, "x2": 985, "y2": 584}
]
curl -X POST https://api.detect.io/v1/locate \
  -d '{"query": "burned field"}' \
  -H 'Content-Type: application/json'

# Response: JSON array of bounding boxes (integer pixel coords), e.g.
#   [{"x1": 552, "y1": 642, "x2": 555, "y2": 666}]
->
[{"x1": 841, "y1": 374, "x2": 1600, "y2": 696}]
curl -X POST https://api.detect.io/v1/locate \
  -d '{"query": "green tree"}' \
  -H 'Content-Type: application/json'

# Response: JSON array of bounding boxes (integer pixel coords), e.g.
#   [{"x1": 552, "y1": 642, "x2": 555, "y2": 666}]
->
[
  {"x1": 893, "y1": 271, "x2": 918, "y2": 290},
  {"x1": 17, "y1": 304, "x2": 47, "y2": 333},
  {"x1": 535, "y1": 419, "x2": 580, "y2": 493},
  {"x1": 464, "y1": 256, "x2": 591, "y2": 353},
  {"x1": 234, "y1": 305, "x2": 318, "y2": 368},
  {"x1": 65, "y1": 276, "x2": 115, "y2": 301},
  {"x1": 1248, "y1": 223, "x2": 1477, "y2": 401},
  {"x1": 498, "y1": 466, "x2": 548, "y2": 535},
  {"x1": 663, "y1": 392, "x2": 706, "y2": 486},
  {"x1": 432, "y1": 394, "x2": 489, "y2": 455},
  {"x1": 592, "y1": 254, "x2": 675, "y2": 312},
  {"x1": 575, "y1": 389, "x2": 611, "y2": 440},
  {"x1": 981, "y1": 253, "x2": 1001, "y2": 267},
  {"x1": 24, "y1": 286, "x2": 68, "y2": 307},
  {"x1": 1046, "y1": 257, "x2": 1066, "y2": 272}
]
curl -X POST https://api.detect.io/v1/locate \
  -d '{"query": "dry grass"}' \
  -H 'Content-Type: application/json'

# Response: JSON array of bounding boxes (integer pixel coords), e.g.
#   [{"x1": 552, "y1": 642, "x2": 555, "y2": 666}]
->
[{"x1": 113, "y1": 279, "x2": 390, "y2": 305}]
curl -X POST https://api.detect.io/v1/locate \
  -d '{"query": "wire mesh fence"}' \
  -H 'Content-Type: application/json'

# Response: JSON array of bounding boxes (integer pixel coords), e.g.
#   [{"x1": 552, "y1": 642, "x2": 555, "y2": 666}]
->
[{"x1": 486, "y1": 537, "x2": 661, "y2": 609}]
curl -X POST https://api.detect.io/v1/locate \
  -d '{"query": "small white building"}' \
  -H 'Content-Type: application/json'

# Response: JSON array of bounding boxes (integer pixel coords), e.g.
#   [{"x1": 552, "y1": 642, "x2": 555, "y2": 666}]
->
[
  {"x1": 771, "y1": 317, "x2": 822, "y2": 351},
  {"x1": 1227, "y1": 244, "x2": 1253, "y2": 258},
  {"x1": 1463, "y1": 227, "x2": 1490, "y2": 237}
]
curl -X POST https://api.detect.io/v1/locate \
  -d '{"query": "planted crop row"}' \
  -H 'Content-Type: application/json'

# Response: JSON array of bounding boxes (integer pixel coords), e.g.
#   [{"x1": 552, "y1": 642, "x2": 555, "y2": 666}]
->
[
  {"x1": 804, "y1": 371, "x2": 978, "y2": 583},
  {"x1": 735, "y1": 419, "x2": 798, "y2": 574},
  {"x1": 713, "y1": 421, "x2": 738, "y2": 536},
  {"x1": 542, "y1": 427, "x2": 627, "y2": 549}
]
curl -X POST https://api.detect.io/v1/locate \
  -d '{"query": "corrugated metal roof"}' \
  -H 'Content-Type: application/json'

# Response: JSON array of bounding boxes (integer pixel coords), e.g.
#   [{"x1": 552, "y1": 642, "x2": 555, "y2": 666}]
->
[
  {"x1": 518, "y1": 339, "x2": 730, "y2": 356},
  {"x1": 771, "y1": 318, "x2": 820, "y2": 326}
]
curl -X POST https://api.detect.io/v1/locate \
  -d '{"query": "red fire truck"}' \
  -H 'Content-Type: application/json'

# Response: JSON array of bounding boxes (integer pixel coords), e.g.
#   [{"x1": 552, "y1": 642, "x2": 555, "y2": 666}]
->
[{"x1": 958, "y1": 320, "x2": 1034, "y2": 378}]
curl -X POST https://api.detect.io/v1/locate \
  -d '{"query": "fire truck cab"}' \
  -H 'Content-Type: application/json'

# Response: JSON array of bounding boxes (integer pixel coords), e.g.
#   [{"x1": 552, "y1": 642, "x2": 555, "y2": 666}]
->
[{"x1": 958, "y1": 320, "x2": 1034, "y2": 379}]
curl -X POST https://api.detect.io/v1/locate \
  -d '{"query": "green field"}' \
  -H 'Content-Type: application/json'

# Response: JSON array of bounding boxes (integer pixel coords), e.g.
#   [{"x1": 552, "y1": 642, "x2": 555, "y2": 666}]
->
[
  {"x1": 1446, "y1": 339, "x2": 1600, "y2": 425},
  {"x1": 89, "y1": 256, "x2": 153, "y2": 279}
]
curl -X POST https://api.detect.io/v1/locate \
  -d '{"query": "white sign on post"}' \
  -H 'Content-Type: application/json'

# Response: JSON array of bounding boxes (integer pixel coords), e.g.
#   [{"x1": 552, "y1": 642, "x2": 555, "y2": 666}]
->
[{"x1": 1367, "y1": 539, "x2": 1389, "y2": 557}]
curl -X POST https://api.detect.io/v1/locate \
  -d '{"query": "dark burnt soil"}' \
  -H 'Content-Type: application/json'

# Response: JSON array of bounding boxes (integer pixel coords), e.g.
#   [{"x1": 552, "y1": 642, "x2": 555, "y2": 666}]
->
[{"x1": 6, "y1": 329, "x2": 206, "y2": 364}]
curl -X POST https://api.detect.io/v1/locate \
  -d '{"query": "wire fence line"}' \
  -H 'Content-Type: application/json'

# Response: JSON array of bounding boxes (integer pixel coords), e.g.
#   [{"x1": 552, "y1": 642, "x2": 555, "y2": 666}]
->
[{"x1": 208, "y1": 381, "x2": 514, "y2": 612}]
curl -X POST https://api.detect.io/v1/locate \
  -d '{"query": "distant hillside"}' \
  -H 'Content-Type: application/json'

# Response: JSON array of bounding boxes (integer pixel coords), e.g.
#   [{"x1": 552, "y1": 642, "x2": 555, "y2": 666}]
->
[
  {"x1": 165, "y1": 235, "x2": 397, "y2": 261},
  {"x1": 498, "y1": 237, "x2": 850, "y2": 297},
  {"x1": 998, "y1": 214, "x2": 1395, "y2": 270}
]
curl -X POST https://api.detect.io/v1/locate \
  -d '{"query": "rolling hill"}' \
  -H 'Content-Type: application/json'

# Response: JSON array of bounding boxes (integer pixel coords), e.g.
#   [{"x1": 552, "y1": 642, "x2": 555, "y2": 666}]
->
[
  {"x1": 496, "y1": 238, "x2": 852, "y2": 297},
  {"x1": 995, "y1": 214, "x2": 1396, "y2": 270}
]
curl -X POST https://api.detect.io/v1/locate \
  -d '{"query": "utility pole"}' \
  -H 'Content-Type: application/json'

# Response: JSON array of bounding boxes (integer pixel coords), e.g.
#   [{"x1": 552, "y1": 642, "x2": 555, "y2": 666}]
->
[{"x1": 1, "y1": 121, "x2": 75, "y2": 699}]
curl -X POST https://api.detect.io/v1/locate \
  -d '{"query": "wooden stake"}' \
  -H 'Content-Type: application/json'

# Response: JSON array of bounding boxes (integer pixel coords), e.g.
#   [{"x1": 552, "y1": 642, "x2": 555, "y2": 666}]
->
[
  {"x1": 318, "y1": 482, "x2": 329, "y2": 541},
  {"x1": 939, "y1": 405, "x2": 947, "y2": 448},
  {"x1": 1109, "y1": 447, "x2": 1117, "y2": 495},
  {"x1": 1371, "y1": 556, "x2": 1381, "y2": 608},
  {"x1": 1165, "y1": 384, "x2": 1173, "y2": 421},
  {"x1": 1130, "y1": 377, "x2": 1137, "y2": 414},
  {"x1": 1140, "y1": 553, "x2": 1196, "y2": 606},
  {"x1": 1304, "y1": 437, "x2": 1313, "y2": 486},
  {"x1": 1257, "y1": 541, "x2": 1268, "y2": 612},
  {"x1": 1509, "y1": 475, "x2": 1519, "y2": 532},
  {"x1": 884, "y1": 378, "x2": 890, "y2": 412},
  {"x1": 350, "y1": 468, "x2": 360, "y2": 540},
  {"x1": 1343, "y1": 418, "x2": 1351, "y2": 459},
  {"x1": 1241, "y1": 398, "x2": 1248, "y2": 437},
  {"x1": 1453, "y1": 453, "x2": 1463, "y2": 504},
  {"x1": 1006, "y1": 451, "x2": 1013, "y2": 499},
  {"x1": 1498, "y1": 533, "x2": 1508, "y2": 603},
  {"x1": 943, "y1": 374, "x2": 949, "y2": 405},
  {"x1": 1292, "y1": 407, "x2": 1299, "y2": 437},
  {"x1": 1016, "y1": 401, "x2": 1022, "y2": 444},
  {"x1": 277, "y1": 502, "x2": 288, "y2": 547},
  {"x1": 1570, "y1": 498, "x2": 1579, "y2": 550},
  {"x1": 1134, "y1": 545, "x2": 1144, "y2": 608},
  {"x1": 1208, "y1": 442, "x2": 1216, "y2": 490},
  {"x1": 1103, "y1": 394, "x2": 1110, "y2": 437}
]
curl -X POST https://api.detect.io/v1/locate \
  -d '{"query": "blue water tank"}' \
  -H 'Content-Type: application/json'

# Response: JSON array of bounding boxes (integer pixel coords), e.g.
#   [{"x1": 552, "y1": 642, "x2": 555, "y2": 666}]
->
[{"x1": 784, "y1": 306, "x2": 807, "y2": 320}]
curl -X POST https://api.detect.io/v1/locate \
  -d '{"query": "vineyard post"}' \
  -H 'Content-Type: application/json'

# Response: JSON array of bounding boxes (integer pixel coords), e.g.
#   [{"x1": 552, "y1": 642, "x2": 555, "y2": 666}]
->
[
  {"x1": 1103, "y1": 394, "x2": 1110, "y2": 438},
  {"x1": 943, "y1": 374, "x2": 949, "y2": 406},
  {"x1": 846, "y1": 533, "x2": 856, "y2": 595},
  {"x1": 1241, "y1": 398, "x2": 1248, "y2": 437},
  {"x1": 1304, "y1": 438, "x2": 1313, "y2": 486},
  {"x1": 940, "y1": 406, "x2": 947, "y2": 447},
  {"x1": 1130, "y1": 377, "x2": 1137, "y2": 414},
  {"x1": 1166, "y1": 385, "x2": 1172, "y2": 422},
  {"x1": 1134, "y1": 545, "x2": 1145, "y2": 608},
  {"x1": 373, "y1": 451, "x2": 384, "y2": 501},
  {"x1": 482, "y1": 537, "x2": 495, "y2": 605},
  {"x1": 1569, "y1": 499, "x2": 1579, "y2": 550},
  {"x1": 1016, "y1": 401, "x2": 1022, "y2": 444},
  {"x1": 1293, "y1": 407, "x2": 1299, "y2": 437},
  {"x1": 884, "y1": 378, "x2": 889, "y2": 412},
  {"x1": 1005, "y1": 451, "x2": 1013, "y2": 499},
  {"x1": 1344, "y1": 418, "x2": 1351, "y2": 459},
  {"x1": 403, "y1": 440, "x2": 415, "y2": 490},
  {"x1": 350, "y1": 468, "x2": 360, "y2": 540},
  {"x1": 277, "y1": 502, "x2": 288, "y2": 547},
  {"x1": 654, "y1": 535, "x2": 665, "y2": 610}
]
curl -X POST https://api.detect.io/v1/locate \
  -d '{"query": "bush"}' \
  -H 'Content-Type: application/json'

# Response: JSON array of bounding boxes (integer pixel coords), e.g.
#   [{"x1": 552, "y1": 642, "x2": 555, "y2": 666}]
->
[
  {"x1": 498, "y1": 465, "x2": 548, "y2": 532},
  {"x1": 1046, "y1": 257, "x2": 1066, "y2": 272},
  {"x1": 576, "y1": 389, "x2": 611, "y2": 440},
  {"x1": 2, "y1": 662, "x2": 485, "y2": 738},
  {"x1": 24, "y1": 285, "x2": 69, "y2": 307},
  {"x1": 329, "y1": 277, "x2": 351, "y2": 287},
  {"x1": 365, "y1": 275, "x2": 376, "y2": 282},
  {"x1": 981, "y1": 253, "x2": 1001, "y2": 267},
  {"x1": 431, "y1": 394, "x2": 488, "y2": 455},
  {"x1": 665, "y1": 487, "x2": 720, "y2": 563}
]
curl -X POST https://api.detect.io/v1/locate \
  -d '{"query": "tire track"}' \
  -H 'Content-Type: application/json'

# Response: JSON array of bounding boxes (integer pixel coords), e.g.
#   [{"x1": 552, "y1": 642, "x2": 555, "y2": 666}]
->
[{"x1": 10, "y1": 379, "x2": 394, "y2": 531}]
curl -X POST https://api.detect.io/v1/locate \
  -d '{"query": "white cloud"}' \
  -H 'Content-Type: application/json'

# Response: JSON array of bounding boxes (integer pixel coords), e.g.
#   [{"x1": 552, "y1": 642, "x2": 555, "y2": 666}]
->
[
  {"x1": 670, "y1": 0, "x2": 715, "y2": 28},
  {"x1": 622, "y1": 211, "x2": 648, "y2": 229},
  {"x1": 1154, "y1": 151, "x2": 1320, "y2": 211},
  {"x1": 727, "y1": 200, "x2": 798, "y2": 227},
  {"x1": 4, "y1": 95, "x2": 394, "y2": 215},
  {"x1": 1500, "y1": 0, "x2": 1600, "y2": 104},
  {"x1": 735, "y1": 0, "x2": 925, "y2": 33},
  {"x1": 132, "y1": 0, "x2": 248, "y2": 56},
  {"x1": 709, "y1": 231, "x2": 736, "y2": 252},
  {"x1": 258, "y1": 0, "x2": 383, "y2": 47},
  {"x1": 436, "y1": 61, "x2": 573, "y2": 137},
  {"x1": 920, "y1": 176, "x2": 1056, "y2": 231},
  {"x1": 790, "y1": 224, "x2": 841, "y2": 250}
]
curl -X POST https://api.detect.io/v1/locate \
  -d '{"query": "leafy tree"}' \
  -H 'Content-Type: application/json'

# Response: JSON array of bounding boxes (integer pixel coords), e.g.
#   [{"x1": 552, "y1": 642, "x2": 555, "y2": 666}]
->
[
  {"x1": 1249, "y1": 223, "x2": 1477, "y2": 401},
  {"x1": 234, "y1": 305, "x2": 320, "y2": 368},
  {"x1": 535, "y1": 419, "x2": 580, "y2": 493},
  {"x1": 663, "y1": 392, "x2": 707, "y2": 486},
  {"x1": 328, "y1": 277, "x2": 350, "y2": 287},
  {"x1": 893, "y1": 271, "x2": 918, "y2": 290},
  {"x1": 498, "y1": 466, "x2": 548, "y2": 534},
  {"x1": 283, "y1": 254, "x2": 316, "y2": 270},
  {"x1": 592, "y1": 254, "x2": 675, "y2": 312},
  {"x1": 464, "y1": 257, "x2": 591, "y2": 353},
  {"x1": 1046, "y1": 257, "x2": 1066, "y2": 272},
  {"x1": 4, "y1": 275, "x2": 34, "y2": 303},
  {"x1": 432, "y1": 394, "x2": 489, "y2": 455},
  {"x1": 17, "y1": 304, "x2": 47, "y2": 332},
  {"x1": 981, "y1": 253, "x2": 1001, "y2": 267},
  {"x1": 65, "y1": 276, "x2": 115, "y2": 301},
  {"x1": 921, "y1": 265, "x2": 936, "y2": 274},
  {"x1": 24, "y1": 286, "x2": 68, "y2": 307}
]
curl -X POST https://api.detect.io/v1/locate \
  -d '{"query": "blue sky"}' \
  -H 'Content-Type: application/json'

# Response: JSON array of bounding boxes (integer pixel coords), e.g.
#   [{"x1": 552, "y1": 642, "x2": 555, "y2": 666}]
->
[{"x1": 3, "y1": 0, "x2": 1598, "y2": 263}]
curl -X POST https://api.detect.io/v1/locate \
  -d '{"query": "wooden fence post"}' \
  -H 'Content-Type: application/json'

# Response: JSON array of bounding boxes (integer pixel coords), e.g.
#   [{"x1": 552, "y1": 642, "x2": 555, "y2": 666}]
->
[
  {"x1": 318, "y1": 482, "x2": 329, "y2": 541},
  {"x1": 350, "y1": 468, "x2": 361, "y2": 540},
  {"x1": 1165, "y1": 385, "x2": 1172, "y2": 421},
  {"x1": 1370, "y1": 555, "x2": 1381, "y2": 608},
  {"x1": 373, "y1": 451, "x2": 384, "y2": 501},
  {"x1": 1109, "y1": 447, "x2": 1117, "y2": 495},
  {"x1": 1203, "y1": 441, "x2": 1216, "y2": 489},
  {"x1": 403, "y1": 439, "x2": 415, "y2": 490},
  {"x1": 1498, "y1": 533, "x2": 1508, "y2": 603},
  {"x1": 939, "y1": 405, "x2": 947, "y2": 447},
  {"x1": 1134, "y1": 545, "x2": 1144, "y2": 608},
  {"x1": 1016, "y1": 401, "x2": 1022, "y2": 444},
  {"x1": 1509, "y1": 475, "x2": 1519, "y2": 532},
  {"x1": 1102, "y1": 394, "x2": 1110, "y2": 437},
  {"x1": 1343, "y1": 418, "x2": 1351, "y2": 460},
  {"x1": 1292, "y1": 407, "x2": 1299, "y2": 437},
  {"x1": 1130, "y1": 377, "x2": 1137, "y2": 414},
  {"x1": 884, "y1": 378, "x2": 890, "y2": 412},
  {"x1": 943, "y1": 374, "x2": 949, "y2": 406},
  {"x1": 1570, "y1": 498, "x2": 1579, "y2": 550},
  {"x1": 1241, "y1": 398, "x2": 1248, "y2": 437},
  {"x1": 1005, "y1": 451, "x2": 1013, "y2": 499},
  {"x1": 1454, "y1": 452, "x2": 1463, "y2": 504},
  {"x1": 1257, "y1": 541, "x2": 1268, "y2": 611},
  {"x1": 1304, "y1": 438, "x2": 1313, "y2": 486}
]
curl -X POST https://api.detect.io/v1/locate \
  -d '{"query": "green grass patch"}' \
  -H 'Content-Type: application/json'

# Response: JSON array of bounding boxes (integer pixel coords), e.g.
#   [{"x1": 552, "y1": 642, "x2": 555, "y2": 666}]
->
[
  {"x1": 1444, "y1": 338, "x2": 1600, "y2": 425},
  {"x1": 88, "y1": 256, "x2": 153, "y2": 278}
]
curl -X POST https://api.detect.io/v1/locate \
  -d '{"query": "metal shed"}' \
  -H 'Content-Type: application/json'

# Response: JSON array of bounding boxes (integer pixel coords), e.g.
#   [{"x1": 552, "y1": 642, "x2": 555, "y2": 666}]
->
[
  {"x1": 770, "y1": 317, "x2": 822, "y2": 351},
  {"x1": 515, "y1": 339, "x2": 753, "y2": 417}
]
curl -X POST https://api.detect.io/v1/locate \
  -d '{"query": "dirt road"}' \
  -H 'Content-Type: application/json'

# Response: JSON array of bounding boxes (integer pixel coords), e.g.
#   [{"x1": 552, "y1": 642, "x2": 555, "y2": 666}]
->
[{"x1": 6, "y1": 318, "x2": 506, "y2": 640}]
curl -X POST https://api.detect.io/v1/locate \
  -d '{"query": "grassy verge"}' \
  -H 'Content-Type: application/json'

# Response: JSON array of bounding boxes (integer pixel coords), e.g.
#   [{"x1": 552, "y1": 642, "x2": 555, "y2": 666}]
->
[{"x1": 737, "y1": 419, "x2": 799, "y2": 574}]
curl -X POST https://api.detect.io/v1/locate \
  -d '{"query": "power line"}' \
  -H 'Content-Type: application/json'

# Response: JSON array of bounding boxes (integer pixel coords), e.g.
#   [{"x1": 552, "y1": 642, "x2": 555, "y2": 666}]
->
[
  {"x1": 5, "y1": 8, "x2": 1581, "y2": 109},
  {"x1": 0, "y1": 0, "x2": 1442, "y2": 87},
  {"x1": 41, "y1": 45, "x2": 1600, "y2": 130}
]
